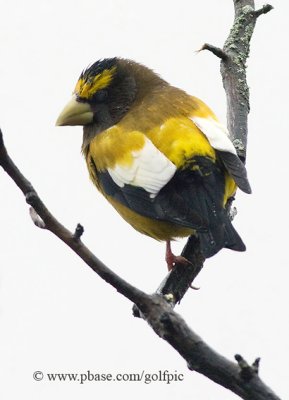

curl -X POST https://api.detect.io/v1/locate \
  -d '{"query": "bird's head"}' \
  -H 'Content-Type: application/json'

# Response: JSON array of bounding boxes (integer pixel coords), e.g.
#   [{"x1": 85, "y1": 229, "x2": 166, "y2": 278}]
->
[{"x1": 56, "y1": 57, "x2": 142, "y2": 129}]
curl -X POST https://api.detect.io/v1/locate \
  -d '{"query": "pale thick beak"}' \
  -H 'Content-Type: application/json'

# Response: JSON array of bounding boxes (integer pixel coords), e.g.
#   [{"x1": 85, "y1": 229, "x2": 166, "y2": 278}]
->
[{"x1": 56, "y1": 95, "x2": 93, "y2": 126}]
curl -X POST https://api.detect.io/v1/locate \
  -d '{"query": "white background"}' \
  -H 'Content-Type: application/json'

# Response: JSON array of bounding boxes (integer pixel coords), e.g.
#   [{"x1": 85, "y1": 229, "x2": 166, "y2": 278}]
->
[{"x1": 0, "y1": 0, "x2": 288, "y2": 399}]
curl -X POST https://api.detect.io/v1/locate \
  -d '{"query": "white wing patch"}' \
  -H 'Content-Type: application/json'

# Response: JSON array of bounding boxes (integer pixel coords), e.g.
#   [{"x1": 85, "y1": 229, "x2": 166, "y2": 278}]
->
[
  {"x1": 107, "y1": 138, "x2": 177, "y2": 198},
  {"x1": 192, "y1": 116, "x2": 237, "y2": 155}
]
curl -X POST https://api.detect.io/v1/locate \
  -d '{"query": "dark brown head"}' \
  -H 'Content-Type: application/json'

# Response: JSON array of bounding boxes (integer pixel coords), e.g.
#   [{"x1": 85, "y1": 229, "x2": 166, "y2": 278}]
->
[{"x1": 56, "y1": 58, "x2": 167, "y2": 132}]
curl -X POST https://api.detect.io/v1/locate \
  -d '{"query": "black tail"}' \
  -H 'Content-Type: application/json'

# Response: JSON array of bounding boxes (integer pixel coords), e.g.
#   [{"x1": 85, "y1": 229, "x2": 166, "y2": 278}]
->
[{"x1": 198, "y1": 214, "x2": 246, "y2": 258}]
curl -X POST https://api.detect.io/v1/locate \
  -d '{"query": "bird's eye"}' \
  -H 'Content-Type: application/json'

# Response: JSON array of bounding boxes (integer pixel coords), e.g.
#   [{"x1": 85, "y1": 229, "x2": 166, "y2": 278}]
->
[{"x1": 93, "y1": 89, "x2": 108, "y2": 103}]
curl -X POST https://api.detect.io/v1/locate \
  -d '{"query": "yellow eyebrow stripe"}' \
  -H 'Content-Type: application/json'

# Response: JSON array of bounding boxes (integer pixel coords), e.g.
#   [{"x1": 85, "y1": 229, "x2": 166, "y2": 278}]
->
[{"x1": 74, "y1": 66, "x2": 116, "y2": 99}]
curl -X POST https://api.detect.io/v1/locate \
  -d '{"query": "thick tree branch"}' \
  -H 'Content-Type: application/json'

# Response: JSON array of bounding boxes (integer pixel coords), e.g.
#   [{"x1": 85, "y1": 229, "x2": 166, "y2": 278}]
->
[
  {"x1": 162, "y1": 0, "x2": 274, "y2": 306},
  {"x1": 222, "y1": 1, "x2": 272, "y2": 159},
  {"x1": 0, "y1": 1, "x2": 278, "y2": 399},
  {"x1": 202, "y1": 2, "x2": 273, "y2": 160},
  {"x1": 0, "y1": 131, "x2": 282, "y2": 399}
]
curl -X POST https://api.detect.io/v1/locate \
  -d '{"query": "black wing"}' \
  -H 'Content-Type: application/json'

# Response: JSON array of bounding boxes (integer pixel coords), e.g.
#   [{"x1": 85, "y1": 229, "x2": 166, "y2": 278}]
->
[
  {"x1": 217, "y1": 150, "x2": 252, "y2": 194},
  {"x1": 92, "y1": 155, "x2": 246, "y2": 257}
]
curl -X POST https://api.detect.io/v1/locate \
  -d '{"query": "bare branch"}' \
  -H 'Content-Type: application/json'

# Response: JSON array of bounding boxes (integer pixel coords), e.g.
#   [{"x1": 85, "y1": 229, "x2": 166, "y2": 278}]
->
[
  {"x1": 153, "y1": 0, "x2": 274, "y2": 307},
  {"x1": 0, "y1": 125, "x2": 281, "y2": 400},
  {"x1": 202, "y1": 1, "x2": 273, "y2": 160},
  {"x1": 0, "y1": 1, "x2": 279, "y2": 399},
  {"x1": 199, "y1": 43, "x2": 228, "y2": 60},
  {"x1": 221, "y1": 1, "x2": 273, "y2": 160},
  {"x1": 254, "y1": 4, "x2": 274, "y2": 18},
  {"x1": 154, "y1": 303, "x2": 280, "y2": 400}
]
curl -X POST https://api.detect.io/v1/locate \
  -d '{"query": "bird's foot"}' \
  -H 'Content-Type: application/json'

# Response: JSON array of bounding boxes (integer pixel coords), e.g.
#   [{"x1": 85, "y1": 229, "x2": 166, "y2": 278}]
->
[
  {"x1": 165, "y1": 241, "x2": 191, "y2": 271},
  {"x1": 166, "y1": 254, "x2": 190, "y2": 271}
]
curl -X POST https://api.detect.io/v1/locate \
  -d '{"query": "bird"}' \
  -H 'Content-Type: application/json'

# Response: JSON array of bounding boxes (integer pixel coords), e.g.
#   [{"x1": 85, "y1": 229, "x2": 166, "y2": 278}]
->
[{"x1": 56, "y1": 57, "x2": 251, "y2": 270}]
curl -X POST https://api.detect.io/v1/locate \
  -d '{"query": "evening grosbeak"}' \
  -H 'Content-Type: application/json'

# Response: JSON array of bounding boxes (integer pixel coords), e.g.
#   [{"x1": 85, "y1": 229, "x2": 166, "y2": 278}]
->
[{"x1": 56, "y1": 58, "x2": 251, "y2": 270}]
